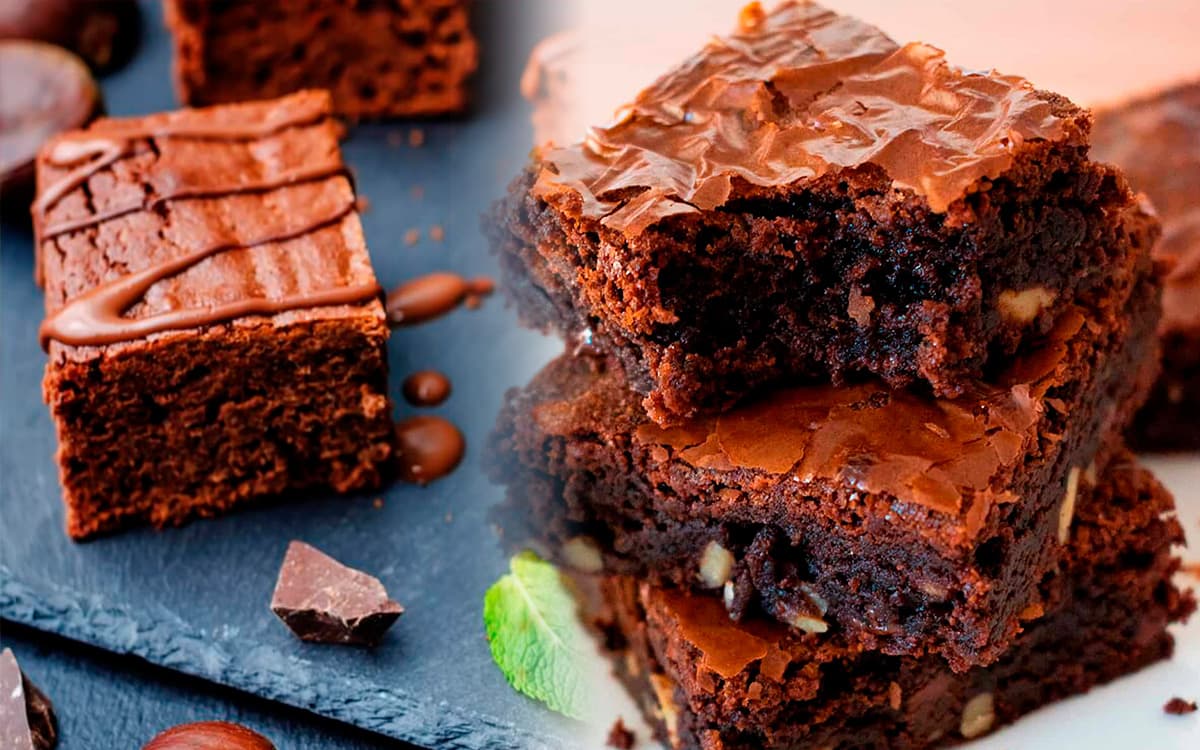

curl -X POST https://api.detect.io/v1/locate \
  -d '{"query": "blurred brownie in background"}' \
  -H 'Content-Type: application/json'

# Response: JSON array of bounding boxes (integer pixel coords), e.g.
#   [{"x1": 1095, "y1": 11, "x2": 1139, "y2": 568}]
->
[
  {"x1": 164, "y1": 0, "x2": 478, "y2": 118},
  {"x1": 1094, "y1": 80, "x2": 1200, "y2": 451}
]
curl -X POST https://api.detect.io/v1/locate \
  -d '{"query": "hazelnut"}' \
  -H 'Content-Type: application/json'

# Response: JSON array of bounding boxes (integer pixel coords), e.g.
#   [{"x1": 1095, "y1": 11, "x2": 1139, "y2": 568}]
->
[
  {"x1": 959, "y1": 692, "x2": 996, "y2": 739},
  {"x1": 143, "y1": 722, "x2": 275, "y2": 750},
  {"x1": 998, "y1": 286, "x2": 1054, "y2": 324},
  {"x1": 698, "y1": 541, "x2": 734, "y2": 588},
  {"x1": 1058, "y1": 466, "x2": 1081, "y2": 544},
  {"x1": 561, "y1": 536, "x2": 604, "y2": 573}
]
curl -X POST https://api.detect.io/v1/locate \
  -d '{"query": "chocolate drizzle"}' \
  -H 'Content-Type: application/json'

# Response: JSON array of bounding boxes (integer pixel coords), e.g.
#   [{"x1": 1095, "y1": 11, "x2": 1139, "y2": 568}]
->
[{"x1": 35, "y1": 93, "x2": 379, "y2": 349}]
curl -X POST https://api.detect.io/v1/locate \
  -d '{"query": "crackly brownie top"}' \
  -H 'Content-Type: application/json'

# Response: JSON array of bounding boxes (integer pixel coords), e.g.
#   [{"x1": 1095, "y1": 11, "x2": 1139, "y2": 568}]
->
[
  {"x1": 1094, "y1": 79, "x2": 1200, "y2": 334},
  {"x1": 532, "y1": 309, "x2": 1088, "y2": 531},
  {"x1": 531, "y1": 0, "x2": 1081, "y2": 236},
  {"x1": 34, "y1": 90, "x2": 382, "y2": 360}
]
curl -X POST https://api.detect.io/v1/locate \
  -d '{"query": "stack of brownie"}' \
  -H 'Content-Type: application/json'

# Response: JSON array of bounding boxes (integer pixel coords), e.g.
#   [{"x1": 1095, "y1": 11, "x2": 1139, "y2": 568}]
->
[{"x1": 490, "y1": 2, "x2": 1194, "y2": 748}]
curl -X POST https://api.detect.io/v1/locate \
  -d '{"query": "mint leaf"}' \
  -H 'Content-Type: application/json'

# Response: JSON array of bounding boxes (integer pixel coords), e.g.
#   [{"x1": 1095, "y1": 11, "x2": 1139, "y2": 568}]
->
[{"x1": 483, "y1": 551, "x2": 592, "y2": 719}]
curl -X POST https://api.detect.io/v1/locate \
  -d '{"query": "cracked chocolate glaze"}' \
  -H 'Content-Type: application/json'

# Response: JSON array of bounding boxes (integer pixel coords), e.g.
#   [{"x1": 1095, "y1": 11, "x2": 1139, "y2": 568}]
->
[
  {"x1": 35, "y1": 93, "x2": 380, "y2": 349},
  {"x1": 531, "y1": 0, "x2": 1073, "y2": 236},
  {"x1": 630, "y1": 310, "x2": 1085, "y2": 518},
  {"x1": 1094, "y1": 79, "x2": 1200, "y2": 333}
]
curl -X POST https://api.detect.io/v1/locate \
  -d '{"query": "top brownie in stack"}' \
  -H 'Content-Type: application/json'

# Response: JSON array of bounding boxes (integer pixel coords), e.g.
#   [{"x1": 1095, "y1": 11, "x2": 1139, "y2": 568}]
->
[
  {"x1": 1093, "y1": 79, "x2": 1200, "y2": 450},
  {"x1": 494, "y1": 0, "x2": 1143, "y2": 422},
  {"x1": 35, "y1": 90, "x2": 395, "y2": 539},
  {"x1": 491, "y1": 193, "x2": 1160, "y2": 670}
]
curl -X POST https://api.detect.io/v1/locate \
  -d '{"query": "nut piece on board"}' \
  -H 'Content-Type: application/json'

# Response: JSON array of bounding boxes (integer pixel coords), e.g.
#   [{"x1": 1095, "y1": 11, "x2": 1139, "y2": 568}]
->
[{"x1": 143, "y1": 721, "x2": 275, "y2": 750}]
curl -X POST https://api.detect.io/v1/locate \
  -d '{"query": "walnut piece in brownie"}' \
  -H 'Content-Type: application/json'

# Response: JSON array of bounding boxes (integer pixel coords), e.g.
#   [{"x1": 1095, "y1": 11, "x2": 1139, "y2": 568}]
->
[
  {"x1": 1094, "y1": 79, "x2": 1200, "y2": 451},
  {"x1": 493, "y1": 0, "x2": 1147, "y2": 422},
  {"x1": 586, "y1": 457, "x2": 1194, "y2": 750},
  {"x1": 164, "y1": 0, "x2": 477, "y2": 118},
  {"x1": 35, "y1": 90, "x2": 395, "y2": 539},
  {"x1": 491, "y1": 217, "x2": 1161, "y2": 670}
]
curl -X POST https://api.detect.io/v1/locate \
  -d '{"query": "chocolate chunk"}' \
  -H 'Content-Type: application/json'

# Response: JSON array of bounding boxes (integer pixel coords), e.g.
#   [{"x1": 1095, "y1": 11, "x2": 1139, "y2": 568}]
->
[
  {"x1": 0, "y1": 40, "x2": 100, "y2": 212},
  {"x1": 1164, "y1": 697, "x2": 1198, "y2": 715},
  {"x1": 271, "y1": 541, "x2": 403, "y2": 646},
  {"x1": 605, "y1": 718, "x2": 635, "y2": 749},
  {"x1": 0, "y1": 0, "x2": 141, "y2": 72},
  {"x1": 0, "y1": 648, "x2": 58, "y2": 750}
]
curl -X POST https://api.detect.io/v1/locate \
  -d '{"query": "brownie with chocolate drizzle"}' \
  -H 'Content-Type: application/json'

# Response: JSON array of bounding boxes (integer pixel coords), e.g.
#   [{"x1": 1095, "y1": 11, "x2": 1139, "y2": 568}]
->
[
  {"x1": 164, "y1": 0, "x2": 478, "y2": 119},
  {"x1": 582, "y1": 456, "x2": 1194, "y2": 750},
  {"x1": 34, "y1": 90, "x2": 395, "y2": 539},
  {"x1": 1093, "y1": 79, "x2": 1200, "y2": 451},
  {"x1": 492, "y1": 0, "x2": 1148, "y2": 424},
  {"x1": 490, "y1": 200, "x2": 1160, "y2": 671}
]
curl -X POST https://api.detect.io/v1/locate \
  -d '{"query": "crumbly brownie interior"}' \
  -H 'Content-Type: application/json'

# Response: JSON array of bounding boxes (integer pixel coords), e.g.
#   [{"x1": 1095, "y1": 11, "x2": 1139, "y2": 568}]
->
[
  {"x1": 586, "y1": 459, "x2": 1193, "y2": 750},
  {"x1": 498, "y1": 147, "x2": 1135, "y2": 422},
  {"x1": 47, "y1": 316, "x2": 393, "y2": 538},
  {"x1": 166, "y1": 0, "x2": 477, "y2": 118},
  {"x1": 490, "y1": 243, "x2": 1160, "y2": 669}
]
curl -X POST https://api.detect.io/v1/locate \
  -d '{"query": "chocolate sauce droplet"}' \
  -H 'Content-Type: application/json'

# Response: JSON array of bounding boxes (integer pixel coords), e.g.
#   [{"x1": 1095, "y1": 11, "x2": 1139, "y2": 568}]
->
[
  {"x1": 402, "y1": 370, "x2": 452, "y2": 406},
  {"x1": 386, "y1": 272, "x2": 469, "y2": 326},
  {"x1": 395, "y1": 415, "x2": 465, "y2": 484}
]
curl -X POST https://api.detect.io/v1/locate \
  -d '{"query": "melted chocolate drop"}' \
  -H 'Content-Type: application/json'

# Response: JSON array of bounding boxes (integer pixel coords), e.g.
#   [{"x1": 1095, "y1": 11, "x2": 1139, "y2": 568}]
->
[
  {"x1": 385, "y1": 272, "x2": 468, "y2": 325},
  {"x1": 395, "y1": 415, "x2": 465, "y2": 485},
  {"x1": 402, "y1": 371, "x2": 452, "y2": 407}
]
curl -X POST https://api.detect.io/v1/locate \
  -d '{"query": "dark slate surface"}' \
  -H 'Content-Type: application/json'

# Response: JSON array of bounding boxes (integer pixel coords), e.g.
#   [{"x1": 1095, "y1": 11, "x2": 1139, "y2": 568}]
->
[
  {"x1": 0, "y1": 1, "x2": 570, "y2": 748},
  {"x1": 1, "y1": 623, "x2": 412, "y2": 749}
]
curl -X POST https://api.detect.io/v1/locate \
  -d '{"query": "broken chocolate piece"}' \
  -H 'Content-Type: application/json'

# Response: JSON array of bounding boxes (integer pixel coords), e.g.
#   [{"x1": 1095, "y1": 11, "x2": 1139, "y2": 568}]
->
[
  {"x1": 1164, "y1": 697, "x2": 1198, "y2": 715},
  {"x1": 606, "y1": 717, "x2": 635, "y2": 749},
  {"x1": 270, "y1": 541, "x2": 403, "y2": 646},
  {"x1": 0, "y1": 648, "x2": 57, "y2": 750}
]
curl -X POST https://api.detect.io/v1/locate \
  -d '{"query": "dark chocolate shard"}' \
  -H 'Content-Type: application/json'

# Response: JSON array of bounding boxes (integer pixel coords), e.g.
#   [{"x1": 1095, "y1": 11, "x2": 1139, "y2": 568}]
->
[
  {"x1": 270, "y1": 541, "x2": 404, "y2": 646},
  {"x1": 0, "y1": 648, "x2": 58, "y2": 750}
]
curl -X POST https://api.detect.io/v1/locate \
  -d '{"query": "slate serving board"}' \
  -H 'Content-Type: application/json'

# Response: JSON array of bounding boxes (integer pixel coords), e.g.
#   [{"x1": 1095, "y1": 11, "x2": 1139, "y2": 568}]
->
[{"x1": 0, "y1": 1, "x2": 573, "y2": 748}]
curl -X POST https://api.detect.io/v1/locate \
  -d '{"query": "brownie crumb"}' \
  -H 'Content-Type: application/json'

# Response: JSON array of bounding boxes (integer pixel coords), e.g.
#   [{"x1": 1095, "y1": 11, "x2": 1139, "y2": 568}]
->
[
  {"x1": 410, "y1": 185, "x2": 424, "y2": 200},
  {"x1": 430, "y1": 224, "x2": 445, "y2": 242},
  {"x1": 387, "y1": 130, "x2": 405, "y2": 147},
  {"x1": 606, "y1": 718, "x2": 635, "y2": 749},
  {"x1": 408, "y1": 128, "x2": 425, "y2": 147},
  {"x1": 404, "y1": 228, "x2": 421, "y2": 246},
  {"x1": 355, "y1": 196, "x2": 371, "y2": 214},
  {"x1": 1165, "y1": 697, "x2": 1198, "y2": 715}
]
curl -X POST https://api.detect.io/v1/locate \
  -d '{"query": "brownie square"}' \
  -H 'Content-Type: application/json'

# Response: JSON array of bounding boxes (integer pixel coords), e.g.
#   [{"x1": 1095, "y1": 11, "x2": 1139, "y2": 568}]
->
[
  {"x1": 34, "y1": 90, "x2": 395, "y2": 540},
  {"x1": 164, "y1": 0, "x2": 477, "y2": 118},
  {"x1": 493, "y1": 1, "x2": 1145, "y2": 423},
  {"x1": 1093, "y1": 79, "x2": 1200, "y2": 450},
  {"x1": 585, "y1": 456, "x2": 1193, "y2": 750},
  {"x1": 490, "y1": 210, "x2": 1160, "y2": 671}
]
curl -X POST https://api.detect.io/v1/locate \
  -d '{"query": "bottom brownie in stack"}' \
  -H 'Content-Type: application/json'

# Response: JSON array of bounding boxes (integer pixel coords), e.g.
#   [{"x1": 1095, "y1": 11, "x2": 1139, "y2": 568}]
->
[{"x1": 581, "y1": 456, "x2": 1193, "y2": 750}]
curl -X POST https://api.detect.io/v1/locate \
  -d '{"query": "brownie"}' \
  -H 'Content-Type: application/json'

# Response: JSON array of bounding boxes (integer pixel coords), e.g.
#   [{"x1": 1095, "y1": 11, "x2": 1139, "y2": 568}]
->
[
  {"x1": 1093, "y1": 79, "x2": 1200, "y2": 451},
  {"x1": 492, "y1": 0, "x2": 1147, "y2": 423},
  {"x1": 164, "y1": 0, "x2": 477, "y2": 119},
  {"x1": 490, "y1": 214, "x2": 1160, "y2": 670},
  {"x1": 585, "y1": 457, "x2": 1194, "y2": 750},
  {"x1": 34, "y1": 90, "x2": 394, "y2": 540}
]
